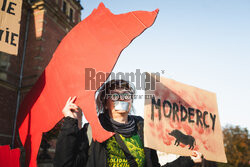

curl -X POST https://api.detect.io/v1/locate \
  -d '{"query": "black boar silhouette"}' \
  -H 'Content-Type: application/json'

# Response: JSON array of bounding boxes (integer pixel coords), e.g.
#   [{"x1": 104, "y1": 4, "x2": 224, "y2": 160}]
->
[{"x1": 169, "y1": 129, "x2": 196, "y2": 150}]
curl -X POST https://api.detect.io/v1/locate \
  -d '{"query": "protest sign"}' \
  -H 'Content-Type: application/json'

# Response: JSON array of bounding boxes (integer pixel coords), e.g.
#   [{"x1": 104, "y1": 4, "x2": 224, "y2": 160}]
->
[
  {"x1": 0, "y1": 0, "x2": 22, "y2": 55},
  {"x1": 18, "y1": 3, "x2": 158, "y2": 167},
  {"x1": 144, "y1": 73, "x2": 227, "y2": 163}
]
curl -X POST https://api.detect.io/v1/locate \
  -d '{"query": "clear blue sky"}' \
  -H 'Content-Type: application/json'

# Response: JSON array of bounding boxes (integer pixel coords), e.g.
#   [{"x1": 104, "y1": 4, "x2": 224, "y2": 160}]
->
[{"x1": 80, "y1": 0, "x2": 250, "y2": 130}]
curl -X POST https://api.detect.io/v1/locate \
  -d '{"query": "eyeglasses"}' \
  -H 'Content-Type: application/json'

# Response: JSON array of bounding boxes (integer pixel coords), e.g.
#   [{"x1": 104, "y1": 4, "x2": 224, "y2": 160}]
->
[{"x1": 107, "y1": 92, "x2": 132, "y2": 101}]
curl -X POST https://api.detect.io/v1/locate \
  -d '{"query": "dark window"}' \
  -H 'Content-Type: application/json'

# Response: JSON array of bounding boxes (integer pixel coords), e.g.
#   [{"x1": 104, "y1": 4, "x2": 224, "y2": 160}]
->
[
  {"x1": 62, "y1": 1, "x2": 67, "y2": 14},
  {"x1": 0, "y1": 52, "x2": 10, "y2": 81},
  {"x1": 69, "y1": 8, "x2": 73, "y2": 22}
]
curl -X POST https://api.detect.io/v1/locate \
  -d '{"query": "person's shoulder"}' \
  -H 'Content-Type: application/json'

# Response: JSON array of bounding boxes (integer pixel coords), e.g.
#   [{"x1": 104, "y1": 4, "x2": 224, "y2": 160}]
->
[
  {"x1": 131, "y1": 115, "x2": 144, "y2": 123},
  {"x1": 131, "y1": 115, "x2": 144, "y2": 136},
  {"x1": 131, "y1": 115, "x2": 144, "y2": 132}
]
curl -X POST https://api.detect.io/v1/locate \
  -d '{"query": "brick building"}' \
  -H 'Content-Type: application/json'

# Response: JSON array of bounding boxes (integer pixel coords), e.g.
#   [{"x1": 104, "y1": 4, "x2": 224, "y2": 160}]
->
[{"x1": 0, "y1": 0, "x2": 83, "y2": 145}]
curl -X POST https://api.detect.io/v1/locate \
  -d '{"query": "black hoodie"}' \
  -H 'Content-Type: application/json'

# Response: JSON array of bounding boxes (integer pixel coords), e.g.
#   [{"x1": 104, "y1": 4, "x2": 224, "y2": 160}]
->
[{"x1": 54, "y1": 116, "x2": 195, "y2": 167}]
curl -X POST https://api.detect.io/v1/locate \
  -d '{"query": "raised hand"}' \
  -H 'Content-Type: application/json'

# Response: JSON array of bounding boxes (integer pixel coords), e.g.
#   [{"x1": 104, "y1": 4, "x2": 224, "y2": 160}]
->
[{"x1": 62, "y1": 96, "x2": 82, "y2": 129}]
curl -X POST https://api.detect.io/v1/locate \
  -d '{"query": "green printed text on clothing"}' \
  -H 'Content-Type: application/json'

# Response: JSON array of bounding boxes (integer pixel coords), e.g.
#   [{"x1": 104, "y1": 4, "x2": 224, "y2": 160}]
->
[{"x1": 106, "y1": 134, "x2": 145, "y2": 167}]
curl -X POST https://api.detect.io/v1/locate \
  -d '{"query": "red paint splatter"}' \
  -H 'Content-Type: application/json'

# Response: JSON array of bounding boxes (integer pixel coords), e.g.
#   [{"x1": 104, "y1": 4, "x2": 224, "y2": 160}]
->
[
  {"x1": 176, "y1": 122, "x2": 182, "y2": 129},
  {"x1": 168, "y1": 119, "x2": 181, "y2": 129},
  {"x1": 163, "y1": 139, "x2": 172, "y2": 145},
  {"x1": 163, "y1": 133, "x2": 174, "y2": 146},
  {"x1": 149, "y1": 122, "x2": 154, "y2": 128},
  {"x1": 193, "y1": 145, "x2": 199, "y2": 151},
  {"x1": 158, "y1": 133, "x2": 163, "y2": 139},
  {"x1": 169, "y1": 121, "x2": 175, "y2": 129},
  {"x1": 156, "y1": 123, "x2": 163, "y2": 131},
  {"x1": 204, "y1": 145, "x2": 209, "y2": 150},
  {"x1": 195, "y1": 126, "x2": 204, "y2": 134},
  {"x1": 154, "y1": 123, "x2": 164, "y2": 140},
  {"x1": 199, "y1": 139, "x2": 210, "y2": 151},
  {"x1": 199, "y1": 103, "x2": 207, "y2": 111},
  {"x1": 165, "y1": 128, "x2": 170, "y2": 134},
  {"x1": 182, "y1": 123, "x2": 192, "y2": 135},
  {"x1": 151, "y1": 130, "x2": 156, "y2": 137},
  {"x1": 204, "y1": 128, "x2": 211, "y2": 135},
  {"x1": 179, "y1": 143, "x2": 186, "y2": 148},
  {"x1": 154, "y1": 112, "x2": 158, "y2": 118},
  {"x1": 201, "y1": 140, "x2": 207, "y2": 145}
]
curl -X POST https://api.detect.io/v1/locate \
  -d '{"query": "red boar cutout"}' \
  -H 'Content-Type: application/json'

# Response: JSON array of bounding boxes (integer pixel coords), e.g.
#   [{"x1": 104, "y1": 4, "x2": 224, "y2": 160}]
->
[
  {"x1": 144, "y1": 73, "x2": 227, "y2": 163},
  {"x1": 17, "y1": 3, "x2": 158, "y2": 167},
  {"x1": 0, "y1": 145, "x2": 20, "y2": 167}
]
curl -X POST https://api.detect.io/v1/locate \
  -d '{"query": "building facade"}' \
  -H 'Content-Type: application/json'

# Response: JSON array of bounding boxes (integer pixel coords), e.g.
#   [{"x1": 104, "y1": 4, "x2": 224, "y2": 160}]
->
[{"x1": 0, "y1": 0, "x2": 82, "y2": 146}]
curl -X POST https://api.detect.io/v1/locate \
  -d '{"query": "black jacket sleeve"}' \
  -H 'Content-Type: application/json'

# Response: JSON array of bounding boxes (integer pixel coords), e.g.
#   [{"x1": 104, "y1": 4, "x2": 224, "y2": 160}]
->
[
  {"x1": 147, "y1": 148, "x2": 195, "y2": 167},
  {"x1": 54, "y1": 117, "x2": 89, "y2": 167}
]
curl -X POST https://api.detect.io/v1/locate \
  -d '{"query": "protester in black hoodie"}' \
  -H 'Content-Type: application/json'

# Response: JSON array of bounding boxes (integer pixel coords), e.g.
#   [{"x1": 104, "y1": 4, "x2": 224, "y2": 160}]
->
[{"x1": 54, "y1": 79, "x2": 201, "y2": 167}]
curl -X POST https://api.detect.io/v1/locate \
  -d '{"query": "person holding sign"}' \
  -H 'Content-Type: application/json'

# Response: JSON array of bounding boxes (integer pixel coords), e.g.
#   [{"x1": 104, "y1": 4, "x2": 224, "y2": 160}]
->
[{"x1": 54, "y1": 79, "x2": 201, "y2": 167}]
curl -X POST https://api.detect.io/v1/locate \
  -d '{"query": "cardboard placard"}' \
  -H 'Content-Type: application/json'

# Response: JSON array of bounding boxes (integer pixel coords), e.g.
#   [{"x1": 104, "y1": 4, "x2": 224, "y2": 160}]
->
[
  {"x1": 144, "y1": 73, "x2": 227, "y2": 163},
  {"x1": 0, "y1": 0, "x2": 22, "y2": 55}
]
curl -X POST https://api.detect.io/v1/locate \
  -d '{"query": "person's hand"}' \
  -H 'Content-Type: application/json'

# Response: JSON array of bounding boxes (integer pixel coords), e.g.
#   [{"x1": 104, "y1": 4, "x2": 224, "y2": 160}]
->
[
  {"x1": 191, "y1": 151, "x2": 202, "y2": 163},
  {"x1": 62, "y1": 96, "x2": 82, "y2": 129}
]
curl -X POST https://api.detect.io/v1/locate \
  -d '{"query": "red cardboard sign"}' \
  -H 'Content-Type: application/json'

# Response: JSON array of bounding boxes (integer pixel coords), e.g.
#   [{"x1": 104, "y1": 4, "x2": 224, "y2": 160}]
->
[
  {"x1": 18, "y1": 3, "x2": 158, "y2": 167},
  {"x1": 144, "y1": 73, "x2": 227, "y2": 163}
]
